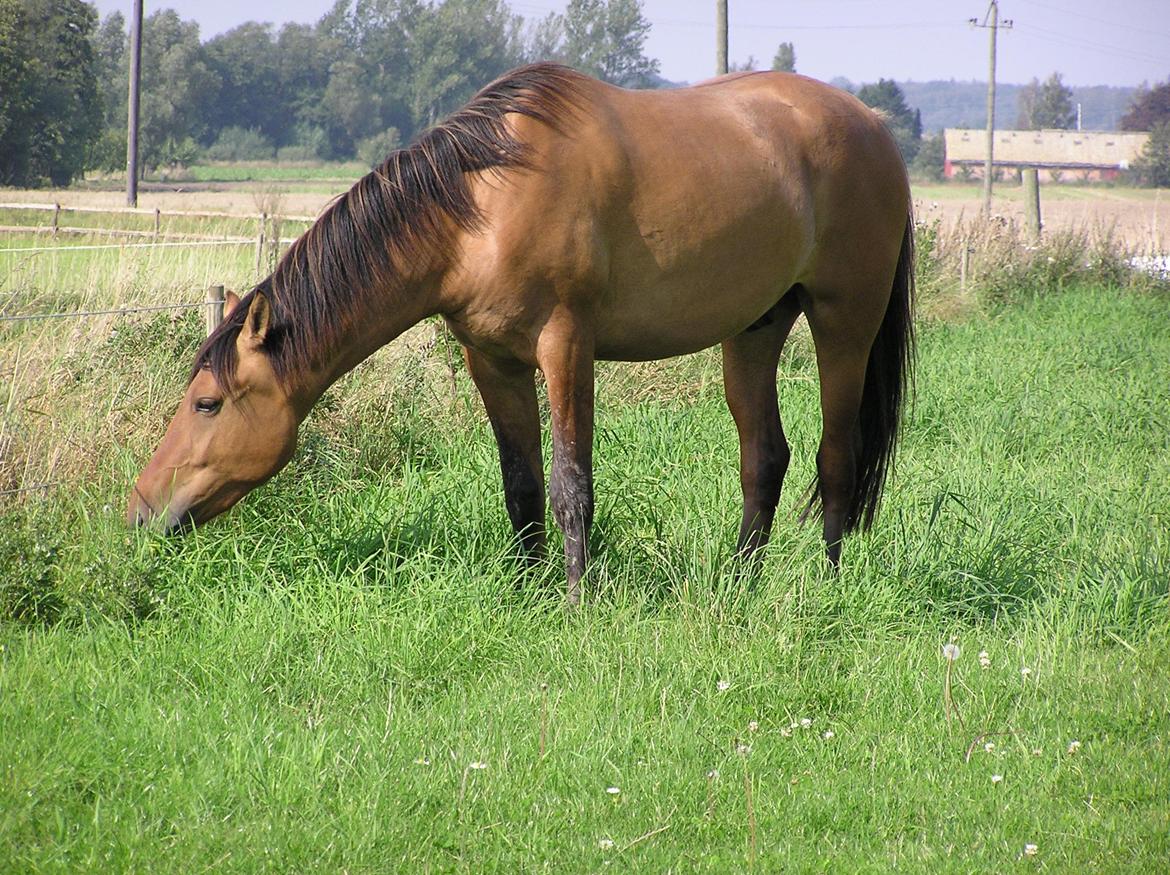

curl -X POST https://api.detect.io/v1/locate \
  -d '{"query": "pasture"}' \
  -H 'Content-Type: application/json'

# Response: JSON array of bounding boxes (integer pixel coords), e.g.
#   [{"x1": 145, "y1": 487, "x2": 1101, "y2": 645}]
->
[{"x1": 1, "y1": 185, "x2": 1168, "y2": 871}]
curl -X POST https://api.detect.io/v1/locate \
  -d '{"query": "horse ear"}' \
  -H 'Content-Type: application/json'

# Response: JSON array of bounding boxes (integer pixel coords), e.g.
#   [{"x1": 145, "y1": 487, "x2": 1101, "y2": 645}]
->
[
  {"x1": 222, "y1": 289, "x2": 241, "y2": 317},
  {"x1": 239, "y1": 291, "x2": 271, "y2": 348}
]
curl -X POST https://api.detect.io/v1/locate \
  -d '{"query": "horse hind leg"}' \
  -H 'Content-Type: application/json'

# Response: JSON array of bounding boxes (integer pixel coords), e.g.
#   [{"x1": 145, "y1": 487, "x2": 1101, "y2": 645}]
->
[
  {"x1": 722, "y1": 290, "x2": 803, "y2": 558},
  {"x1": 800, "y1": 230, "x2": 914, "y2": 565}
]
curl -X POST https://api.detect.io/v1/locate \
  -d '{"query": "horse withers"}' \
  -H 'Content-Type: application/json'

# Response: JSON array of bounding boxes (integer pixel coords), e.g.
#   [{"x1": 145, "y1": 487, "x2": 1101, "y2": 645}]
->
[{"x1": 128, "y1": 64, "x2": 915, "y2": 605}]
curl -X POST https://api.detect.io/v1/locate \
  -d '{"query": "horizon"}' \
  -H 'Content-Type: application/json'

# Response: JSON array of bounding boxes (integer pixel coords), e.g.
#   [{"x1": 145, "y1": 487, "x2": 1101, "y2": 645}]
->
[{"x1": 86, "y1": 0, "x2": 1169, "y2": 89}]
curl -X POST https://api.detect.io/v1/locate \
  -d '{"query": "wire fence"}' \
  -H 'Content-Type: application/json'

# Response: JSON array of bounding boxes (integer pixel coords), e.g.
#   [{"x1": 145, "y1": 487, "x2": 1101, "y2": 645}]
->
[{"x1": 2, "y1": 219, "x2": 246, "y2": 501}]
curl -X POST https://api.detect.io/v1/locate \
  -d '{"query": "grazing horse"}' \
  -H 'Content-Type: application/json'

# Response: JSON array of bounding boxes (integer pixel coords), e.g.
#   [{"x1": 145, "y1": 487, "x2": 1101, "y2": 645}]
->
[{"x1": 128, "y1": 64, "x2": 915, "y2": 604}]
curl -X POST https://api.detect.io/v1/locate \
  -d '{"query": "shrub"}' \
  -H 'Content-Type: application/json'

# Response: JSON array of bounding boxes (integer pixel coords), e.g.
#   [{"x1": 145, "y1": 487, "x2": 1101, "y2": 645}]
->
[
  {"x1": 204, "y1": 127, "x2": 275, "y2": 162},
  {"x1": 357, "y1": 128, "x2": 401, "y2": 169}
]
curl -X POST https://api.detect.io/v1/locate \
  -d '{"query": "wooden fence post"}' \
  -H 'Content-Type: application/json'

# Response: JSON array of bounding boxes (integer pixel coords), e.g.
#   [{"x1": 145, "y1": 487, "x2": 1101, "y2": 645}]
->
[
  {"x1": 51, "y1": 203, "x2": 60, "y2": 236},
  {"x1": 254, "y1": 212, "x2": 267, "y2": 274},
  {"x1": 153, "y1": 207, "x2": 161, "y2": 241},
  {"x1": 1022, "y1": 167, "x2": 1041, "y2": 242},
  {"x1": 205, "y1": 284, "x2": 225, "y2": 336},
  {"x1": 268, "y1": 217, "x2": 282, "y2": 271},
  {"x1": 960, "y1": 240, "x2": 971, "y2": 296}
]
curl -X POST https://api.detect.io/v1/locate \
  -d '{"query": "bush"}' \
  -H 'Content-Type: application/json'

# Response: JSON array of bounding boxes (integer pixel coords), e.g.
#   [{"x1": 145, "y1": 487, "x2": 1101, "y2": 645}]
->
[
  {"x1": 910, "y1": 134, "x2": 945, "y2": 182},
  {"x1": 1132, "y1": 122, "x2": 1170, "y2": 188},
  {"x1": 204, "y1": 127, "x2": 275, "y2": 162},
  {"x1": 357, "y1": 127, "x2": 401, "y2": 169},
  {"x1": 277, "y1": 124, "x2": 329, "y2": 163}
]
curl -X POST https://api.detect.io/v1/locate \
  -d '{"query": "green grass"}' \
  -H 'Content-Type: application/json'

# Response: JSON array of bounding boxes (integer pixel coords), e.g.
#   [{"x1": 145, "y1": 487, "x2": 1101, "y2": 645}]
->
[
  {"x1": 1, "y1": 285, "x2": 1168, "y2": 871},
  {"x1": 182, "y1": 162, "x2": 367, "y2": 183}
]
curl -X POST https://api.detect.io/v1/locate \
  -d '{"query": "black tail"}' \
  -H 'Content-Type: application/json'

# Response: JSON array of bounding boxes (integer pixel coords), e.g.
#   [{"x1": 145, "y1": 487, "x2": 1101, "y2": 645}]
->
[
  {"x1": 849, "y1": 215, "x2": 916, "y2": 532},
  {"x1": 804, "y1": 215, "x2": 916, "y2": 533}
]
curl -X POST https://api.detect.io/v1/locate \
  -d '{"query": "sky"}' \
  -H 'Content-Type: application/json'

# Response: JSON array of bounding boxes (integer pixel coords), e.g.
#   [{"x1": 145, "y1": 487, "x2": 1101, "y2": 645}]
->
[{"x1": 89, "y1": 0, "x2": 1170, "y2": 87}]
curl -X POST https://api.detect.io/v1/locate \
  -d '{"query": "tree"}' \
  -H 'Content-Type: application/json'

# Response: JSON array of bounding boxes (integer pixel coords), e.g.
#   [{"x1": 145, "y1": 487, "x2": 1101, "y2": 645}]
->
[
  {"x1": 1131, "y1": 122, "x2": 1170, "y2": 187},
  {"x1": 856, "y1": 79, "x2": 922, "y2": 164},
  {"x1": 1016, "y1": 72, "x2": 1075, "y2": 130},
  {"x1": 1120, "y1": 80, "x2": 1170, "y2": 131},
  {"x1": 548, "y1": 0, "x2": 660, "y2": 87},
  {"x1": 0, "y1": 0, "x2": 102, "y2": 186},
  {"x1": 204, "y1": 23, "x2": 283, "y2": 145},
  {"x1": 135, "y1": 11, "x2": 219, "y2": 169},
  {"x1": 772, "y1": 41, "x2": 795, "y2": 73}
]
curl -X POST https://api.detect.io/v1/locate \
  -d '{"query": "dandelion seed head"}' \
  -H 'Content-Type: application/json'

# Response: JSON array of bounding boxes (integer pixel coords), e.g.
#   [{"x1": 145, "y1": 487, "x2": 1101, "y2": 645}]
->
[{"x1": 942, "y1": 642, "x2": 961, "y2": 661}]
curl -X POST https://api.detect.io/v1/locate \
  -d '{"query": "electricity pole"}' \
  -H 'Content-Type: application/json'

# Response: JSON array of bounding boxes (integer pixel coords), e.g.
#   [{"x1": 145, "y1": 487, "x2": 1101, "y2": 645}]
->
[
  {"x1": 716, "y1": 0, "x2": 728, "y2": 75},
  {"x1": 126, "y1": 0, "x2": 143, "y2": 207},
  {"x1": 970, "y1": 2, "x2": 1012, "y2": 215}
]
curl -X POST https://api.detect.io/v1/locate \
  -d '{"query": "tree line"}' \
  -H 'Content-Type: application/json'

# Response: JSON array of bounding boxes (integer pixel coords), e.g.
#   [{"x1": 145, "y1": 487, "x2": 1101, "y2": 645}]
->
[{"x1": 3, "y1": 0, "x2": 1167, "y2": 188}]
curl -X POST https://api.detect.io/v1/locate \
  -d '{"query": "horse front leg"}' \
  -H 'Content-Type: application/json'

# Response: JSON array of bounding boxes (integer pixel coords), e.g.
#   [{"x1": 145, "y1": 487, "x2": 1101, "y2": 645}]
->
[
  {"x1": 464, "y1": 347, "x2": 546, "y2": 563},
  {"x1": 537, "y1": 315, "x2": 595, "y2": 607}
]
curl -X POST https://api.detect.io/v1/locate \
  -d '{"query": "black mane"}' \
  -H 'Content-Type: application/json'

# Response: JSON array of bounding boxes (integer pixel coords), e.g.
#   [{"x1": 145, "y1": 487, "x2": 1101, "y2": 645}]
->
[{"x1": 192, "y1": 63, "x2": 584, "y2": 391}]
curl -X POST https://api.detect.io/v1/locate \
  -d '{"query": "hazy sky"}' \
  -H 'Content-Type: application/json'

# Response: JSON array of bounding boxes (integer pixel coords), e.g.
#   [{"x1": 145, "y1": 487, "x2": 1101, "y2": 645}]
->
[{"x1": 89, "y1": 0, "x2": 1169, "y2": 87}]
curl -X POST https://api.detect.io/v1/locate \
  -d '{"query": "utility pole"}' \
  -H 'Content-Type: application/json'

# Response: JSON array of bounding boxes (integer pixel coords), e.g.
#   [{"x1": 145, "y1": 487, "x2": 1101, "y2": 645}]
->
[
  {"x1": 126, "y1": 0, "x2": 143, "y2": 207},
  {"x1": 716, "y1": 0, "x2": 728, "y2": 75},
  {"x1": 970, "y1": 2, "x2": 1012, "y2": 215}
]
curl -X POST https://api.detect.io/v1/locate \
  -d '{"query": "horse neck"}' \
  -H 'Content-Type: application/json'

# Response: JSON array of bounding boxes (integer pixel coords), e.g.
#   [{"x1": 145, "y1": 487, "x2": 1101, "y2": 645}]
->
[{"x1": 287, "y1": 259, "x2": 446, "y2": 418}]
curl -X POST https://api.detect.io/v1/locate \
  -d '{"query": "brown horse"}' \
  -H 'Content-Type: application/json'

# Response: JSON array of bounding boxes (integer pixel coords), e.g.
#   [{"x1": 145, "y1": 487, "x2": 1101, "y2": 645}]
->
[{"x1": 128, "y1": 64, "x2": 914, "y2": 604}]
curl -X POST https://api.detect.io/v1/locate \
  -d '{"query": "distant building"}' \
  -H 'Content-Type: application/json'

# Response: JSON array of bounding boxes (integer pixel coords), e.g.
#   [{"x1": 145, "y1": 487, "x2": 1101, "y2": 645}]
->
[{"x1": 943, "y1": 129, "x2": 1149, "y2": 181}]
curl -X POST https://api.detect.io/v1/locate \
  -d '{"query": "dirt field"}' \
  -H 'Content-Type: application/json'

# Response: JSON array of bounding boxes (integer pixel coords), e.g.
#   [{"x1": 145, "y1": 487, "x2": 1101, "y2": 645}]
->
[
  {"x1": 913, "y1": 183, "x2": 1168, "y2": 253},
  {"x1": 3, "y1": 180, "x2": 1168, "y2": 252}
]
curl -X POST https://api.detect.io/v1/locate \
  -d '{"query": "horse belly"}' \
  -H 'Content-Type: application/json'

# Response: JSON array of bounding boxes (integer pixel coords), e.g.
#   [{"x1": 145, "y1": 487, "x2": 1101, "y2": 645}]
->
[{"x1": 593, "y1": 266, "x2": 794, "y2": 361}]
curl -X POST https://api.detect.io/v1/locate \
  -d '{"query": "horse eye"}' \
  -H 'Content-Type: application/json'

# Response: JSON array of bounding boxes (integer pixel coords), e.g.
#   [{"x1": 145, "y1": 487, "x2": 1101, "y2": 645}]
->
[{"x1": 194, "y1": 397, "x2": 222, "y2": 415}]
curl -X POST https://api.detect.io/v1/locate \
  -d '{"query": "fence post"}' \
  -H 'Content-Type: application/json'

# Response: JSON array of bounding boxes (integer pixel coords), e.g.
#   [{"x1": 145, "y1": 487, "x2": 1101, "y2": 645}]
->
[
  {"x1": 205, "y1": 284, "x2": 225, "y2": 336},
  {"x1": 254, "y1": 212, "x2": 267, "y2": 274},
  {"x1": 960, "y1": 240, "x2": 971, "y2": 296},
  {"x1": 51, "y1": 203, "x2": 60, "y2": 236},
  {"x1": 1022, "y1": 167, "x2": 1041, "y2": 242},
  {"x1": 153, "y1": 207, "x2": 161, "y2": 241},
  {"x1": 268, "y1": 217, "x2": 282, "y2": 272}
]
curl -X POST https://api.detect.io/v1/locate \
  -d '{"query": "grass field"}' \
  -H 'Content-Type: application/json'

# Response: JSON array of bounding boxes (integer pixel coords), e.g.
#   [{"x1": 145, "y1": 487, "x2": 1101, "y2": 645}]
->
[{"x1": 1, "y1": 276, "x2": 1167, "y2": 870}]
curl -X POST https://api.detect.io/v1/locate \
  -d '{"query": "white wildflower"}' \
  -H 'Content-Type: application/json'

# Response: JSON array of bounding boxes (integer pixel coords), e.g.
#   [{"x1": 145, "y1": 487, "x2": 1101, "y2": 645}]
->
[
  {"x1": 800, "y1": 718, "x2": 812, "y2": 729},
  {"x1": 1020, "y1": 666, "x2": 1032, "y2": 678},
  {"x1": 747, "y1": 720, "x2": 759, "y2": 733},
  {"x1": 468, "y1": 761, "x2": 487, "y2": 770},
  {"x1": 942, "y1": 642, "x2": 961, "y2": 661},
  {"x1": 822, "y1": 730, "x2": 834, "y2": 740},
  {"x1": 1067, "y1": 739, "x2": 1081, "y2": 755},
  {"x1": 413, "y1": 756, "x2": 431, "y2": 766},
  {"x1": 717, "y1": 679, "x2": 731, "y2": 692},
  {"x1": 606, "y1": 786, "x2": 621, "y2": 795},
  {"x1": 984, "y1": 742, "x2": 996, "y2": 753},
  {"x1": 736, "y1": 743, "x2": 752, "y2": 755},
  {"x1": 991, "y1": 774, "x2": 1003, "y2": 784},
  {"x1": 979, "y1": 650, "x2": 991, "y2": 668},
  {"x1": 1023, "y1": 843, "x2": 1038, "y2": 857},
  {"x1": 599, "y1": 838, "x2": 614, "y2": 850}
]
